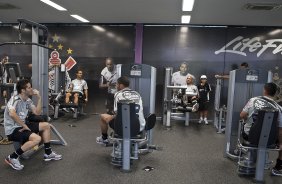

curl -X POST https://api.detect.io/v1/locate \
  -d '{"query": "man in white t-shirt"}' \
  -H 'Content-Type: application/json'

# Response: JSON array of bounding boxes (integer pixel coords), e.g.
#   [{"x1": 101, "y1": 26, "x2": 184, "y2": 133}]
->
[
  {"x1": 240, "y1": 83, "x2": 282, "y2": 176},
  {"x1": 96, "y1": 76, "x2": 145, "y2": 145},
  {"x1": 171, "y1": 62, "x2": 195, "y2": 86},
  {"x1": 99, "y1": 58, "x2": 118, "y2": 114},
  {"x1": 65, "y1": 69, "x2": 88, "y2": 105}
]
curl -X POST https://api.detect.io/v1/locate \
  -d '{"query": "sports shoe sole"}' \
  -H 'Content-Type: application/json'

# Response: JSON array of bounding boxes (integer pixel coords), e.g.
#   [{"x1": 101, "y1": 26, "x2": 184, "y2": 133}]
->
[
  {"x1": 4, "y1": 159, "x2": 23, "y2": 171},
  {"x1": 44, "y1": 157, "x2": 62, "y2": 162},
  {"x1": 271, "y1": 169, "x2": 282, "y2": 176}
]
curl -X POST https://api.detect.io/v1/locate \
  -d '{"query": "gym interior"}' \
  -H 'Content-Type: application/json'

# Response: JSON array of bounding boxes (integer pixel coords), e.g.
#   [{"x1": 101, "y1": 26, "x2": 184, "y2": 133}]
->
[{"x1": 0, "y1": 0, "x2": 282, "y2": 183}]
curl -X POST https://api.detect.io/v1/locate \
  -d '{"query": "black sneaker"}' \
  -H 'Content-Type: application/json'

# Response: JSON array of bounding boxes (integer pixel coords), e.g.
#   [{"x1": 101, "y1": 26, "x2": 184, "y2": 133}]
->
[{"x1": 271, "y1": 167, "x2": 282, "y2": 176}]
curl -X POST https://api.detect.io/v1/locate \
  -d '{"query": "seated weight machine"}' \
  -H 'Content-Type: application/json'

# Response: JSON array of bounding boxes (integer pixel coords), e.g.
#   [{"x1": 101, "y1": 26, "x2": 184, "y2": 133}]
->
[{"x1": 162, "y1": 67, "x2": 199, "y2": 128}]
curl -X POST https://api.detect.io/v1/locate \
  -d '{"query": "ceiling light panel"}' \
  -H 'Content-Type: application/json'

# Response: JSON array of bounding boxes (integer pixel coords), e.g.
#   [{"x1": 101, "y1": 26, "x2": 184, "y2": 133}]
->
[
  {"x1": 181, "y1": 15, "x2": 191, "y2": 23},
  {"x1": 182, "y1": 0, "x2": 195, "y2": 11},
  {"x1": 40, "y1": 0, "x2": 67, "y2": 11},
  {"x1": 70, "y1": 15, "x2": 90, "y2": 23}
]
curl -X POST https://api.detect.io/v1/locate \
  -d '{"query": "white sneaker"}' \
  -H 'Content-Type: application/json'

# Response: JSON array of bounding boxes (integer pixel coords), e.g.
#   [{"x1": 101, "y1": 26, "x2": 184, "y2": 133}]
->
[
  {"x1": 62, "y1": 108, "x2": 70, "y2": 113},
  {"x1": 44, "y1": 151, "x2": 62, "y2": 161},
  {"x1": 198, "y1": 118, "x2": 203, "y2": 124},
  {"x1": 204, "y1": 118, "x2": 209, "y2": 125},
  {"x1": 5, "y1": 156, "x2": 24, "y2": 170},
  {"x1": 96, "y1": 136, "x2": 109, "y2": 145}
]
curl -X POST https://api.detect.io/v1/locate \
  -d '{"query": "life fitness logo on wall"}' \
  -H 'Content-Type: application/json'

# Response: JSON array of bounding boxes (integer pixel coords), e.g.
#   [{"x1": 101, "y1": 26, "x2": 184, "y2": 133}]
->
[{"x1": 214, "y1": 36, "x2": 282, "y2": 57}]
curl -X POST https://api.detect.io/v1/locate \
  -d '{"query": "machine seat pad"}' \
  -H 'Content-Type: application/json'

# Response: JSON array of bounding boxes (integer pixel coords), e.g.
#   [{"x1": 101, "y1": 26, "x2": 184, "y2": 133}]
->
[
  {"x1": 59, "y1": 103, "x2": 78, "y2": 108},
  {"x1": 242, "y1": 140, "x2": 278, "y2": 149}
]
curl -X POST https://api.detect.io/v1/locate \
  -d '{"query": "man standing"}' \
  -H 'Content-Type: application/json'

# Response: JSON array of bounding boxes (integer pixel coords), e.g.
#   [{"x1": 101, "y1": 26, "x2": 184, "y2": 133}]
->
[
  {"x1": 171, "y1": 62, "x2": 195, "y2": 86},
  {"x1": 4, "y1": 79, "x2": 62, "y2": 170},
  {"x1": 99, "y1": 58, "x2": 118, "y2": 114},
  {"x1": 96, "y1": 76, "x2": 145, "y2": 145}
]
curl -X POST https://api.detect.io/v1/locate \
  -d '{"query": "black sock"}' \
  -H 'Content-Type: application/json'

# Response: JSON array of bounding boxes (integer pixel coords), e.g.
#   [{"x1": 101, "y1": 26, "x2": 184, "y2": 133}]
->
[
  {"x1": 275, "y1": 159, "x2": 282, "y2": 169},
  {"x1": 102, "y1": 133, "x2": 108, "y2": 140},
  {"x1": 44, "y1": 142, "x2": 52, "y2": 155},
  {"x1": 10, "y1": 148, "x2": 24, "y2": 159}
]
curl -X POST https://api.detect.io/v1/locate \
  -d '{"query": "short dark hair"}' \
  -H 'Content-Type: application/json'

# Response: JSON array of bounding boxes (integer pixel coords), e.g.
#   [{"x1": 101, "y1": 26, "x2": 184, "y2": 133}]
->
[
  {"x1": 264, "y1": 82, "x2": 277, "y2": 96},
  {"x1": 240, "y1": 62, "x2": 249, "y2": 68},
  {"x1": 76, "y1": 69, "x2": 83, "y2": 74},
  {"x1": 117, "y1": 76, "x2": 130, "y2": 87},
  {"x1": 16, "y1": 79, "x2": 30, "y2": 94}
]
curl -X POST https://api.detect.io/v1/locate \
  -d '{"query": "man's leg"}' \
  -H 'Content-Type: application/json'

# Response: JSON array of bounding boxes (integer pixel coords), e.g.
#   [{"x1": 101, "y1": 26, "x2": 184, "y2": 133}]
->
[
  {"x1": 272, "y1": 150, "x2": 282, "y2": 176},
  {"x1": 5, "y1": 130, "x2": 41, "y2": 170},
  {"x1": 39, "y1": 122, "x2": 62, "y2": 161},
  {"x1": 73, "y1": 93, "x2": 79, "y2": 105},
  {"x1": 65, "y1": 92, "x2": 72, "y2": 103},
  {"x1": 96, "y1": 114, "x2": 114, "y2": 144}
]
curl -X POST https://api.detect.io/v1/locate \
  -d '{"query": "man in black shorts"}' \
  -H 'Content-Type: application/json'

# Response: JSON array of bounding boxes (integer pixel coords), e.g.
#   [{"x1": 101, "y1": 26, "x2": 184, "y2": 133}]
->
[
  {"x1": 96, "y1": 76, "x2": 145, "y2": 145},
  {"x1": 3, "y1": 79, "x2": 62, "y2": 170}
]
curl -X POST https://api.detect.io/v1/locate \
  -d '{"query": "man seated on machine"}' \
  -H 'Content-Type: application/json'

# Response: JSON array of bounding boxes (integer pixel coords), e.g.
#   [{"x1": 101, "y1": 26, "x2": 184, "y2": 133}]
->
[
  {"x1": 96, "y1": 76, "x2": 145, "y2": 145},
  {"x1": 240, "y1": 82, "x2": 282, "y2": 176},
  {"x1": 65, "y1": 69, "x2": 88, "y2": 107},
  {"x1": 177, "y1": 75, "x2": 199, "y2": 112},
  {"x1": 3, "y1": 79, "x2": 62, "y2": 171}
]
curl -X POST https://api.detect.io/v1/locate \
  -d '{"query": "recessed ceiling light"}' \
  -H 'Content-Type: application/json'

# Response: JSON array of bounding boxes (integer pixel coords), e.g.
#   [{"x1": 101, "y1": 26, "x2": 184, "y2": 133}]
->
[
  {"x1": 40, "y1": 0, "x2": 67, "y2": 11},
  {"x1": 181, "y1": 15, "x2": 191, "y2": 23},
  {"x1": 182, "y1": 0, "x2": 195, "y2": 11},
  {"x1": 107, "y1": 32, "x2": 115, "y2": 38},
  {"x1": 268, "y1": 29, "x2": 281, "y2": 36},
  {"x1": 70, "y1": 15, "x2": 90, "y2": 23},
  {"x1": 93, "y1": 25, "x2": 105, "y2": 32}
]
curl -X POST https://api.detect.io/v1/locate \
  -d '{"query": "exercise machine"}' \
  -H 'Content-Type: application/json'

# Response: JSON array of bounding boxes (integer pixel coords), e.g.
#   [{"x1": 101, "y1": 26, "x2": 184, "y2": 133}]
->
[
  {"x1": 109, "y1": 64, "x2": 157, "y2": 171},
  {"x1": 237, "y1": 109, "x2": 280, "y2": 183},
  {"x1": 52, "y1": 64, "x2": 86, "y2": 119},
  {"x1": 0, "y1": 19, "x2": 67, "y2": 155},
  {"x1": 214, "y1": 78, "x2": 227, "y2": 133},
  {"x1": 224, "y1": 68, "x2": 272, "y2": 159},
  {"x1": 162, "y1": 67, "x2": 199, "y2": 128}
]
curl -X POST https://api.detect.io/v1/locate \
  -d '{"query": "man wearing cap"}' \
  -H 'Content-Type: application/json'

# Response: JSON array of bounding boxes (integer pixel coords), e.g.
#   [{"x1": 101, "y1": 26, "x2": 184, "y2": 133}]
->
[{"x1": 197, "y1": 75, "x2": 211, "y2": 124}]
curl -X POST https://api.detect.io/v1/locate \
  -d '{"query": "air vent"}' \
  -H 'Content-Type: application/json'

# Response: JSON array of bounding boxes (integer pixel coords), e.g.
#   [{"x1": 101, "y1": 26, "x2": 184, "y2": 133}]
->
[
  {"x1": 0, "y1": 3, "x2": 20, "y2": 9},
  {"x1": 244, "y1": 3, "x2": 281, "y2": 11}
]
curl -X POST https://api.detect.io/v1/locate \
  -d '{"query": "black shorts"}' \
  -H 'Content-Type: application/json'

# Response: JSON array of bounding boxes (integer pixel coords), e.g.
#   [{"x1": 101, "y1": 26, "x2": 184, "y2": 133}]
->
[
  {"x1": 198, "y1": 101, "x2": 209, "y2": 111},
  {"x1": 106, "y1": 93, "x2": 114, "y2": 111},
  {"x1": 109, "y1": 118, "x2": 115, "y2": 129},
  {"x1": 7, "y1": 122, "x2": 40, "y2": 144}
]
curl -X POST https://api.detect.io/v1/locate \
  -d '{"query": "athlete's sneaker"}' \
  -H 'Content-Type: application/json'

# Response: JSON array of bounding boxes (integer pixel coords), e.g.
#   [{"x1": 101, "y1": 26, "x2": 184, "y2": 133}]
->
[
  {"x1": 96, "y1": 136, "x2": 109, "y2": 145},
  {"x1": 198, "y1": 118, "x2": 203, "y2": 124},
  {"x1": 204, "y1": 118, "x2": 209, "y2": 125},
  {"x1": 5, "y1": 156, "x2": 24, "y2": 170},
  {"x1": 62, "y1": 108, "x2": 70, "y2": 113},
  {"x1": 44, "y1": 151, "x2": 62, "y2": 161},
  {"x1": 70, "y1": 108, "x2": 76, "y2": 113},
  {"x1": 271, "y1": 167, "x2": 282, "y2": 176}
]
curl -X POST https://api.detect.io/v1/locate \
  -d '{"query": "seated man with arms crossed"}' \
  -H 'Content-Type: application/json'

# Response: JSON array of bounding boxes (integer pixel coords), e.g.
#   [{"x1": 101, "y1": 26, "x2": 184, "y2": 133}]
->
[
  {"x1": 4, "y1": 79, "x2": 62, "y2": 171},
  {"x1": 96, "y1": 76, "x2": 145, "y2": 145},
  {"x1": 65, "y1": 69, "x2": 88, "y2": 105},
  {"x1": 178, "y1": 75, "x2": 199, "y2": 112},
  {"x1": 240, "y1": 82, "x2": 282, "y2": 176}
]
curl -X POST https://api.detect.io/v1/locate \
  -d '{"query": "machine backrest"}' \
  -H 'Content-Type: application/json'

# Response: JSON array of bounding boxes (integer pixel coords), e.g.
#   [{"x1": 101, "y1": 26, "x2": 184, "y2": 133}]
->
[
  {"x1": 113, "y1": 102, "x2": 140, "y2": 137},
  {"x1": 248, "y1": 110, "x2": 279, "y2": 147},
  {"x1": 145, "y1": 114, "x2": 156, "y2": 131}
]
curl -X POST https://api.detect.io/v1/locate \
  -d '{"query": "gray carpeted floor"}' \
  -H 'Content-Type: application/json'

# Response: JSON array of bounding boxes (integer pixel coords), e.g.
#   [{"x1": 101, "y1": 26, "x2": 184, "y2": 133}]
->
[{"x1": 0, "y1": 114, "x2": 281, "y2": 184}]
